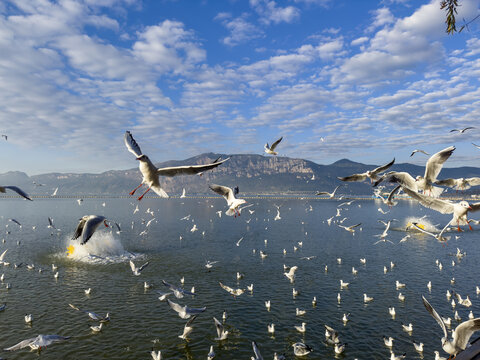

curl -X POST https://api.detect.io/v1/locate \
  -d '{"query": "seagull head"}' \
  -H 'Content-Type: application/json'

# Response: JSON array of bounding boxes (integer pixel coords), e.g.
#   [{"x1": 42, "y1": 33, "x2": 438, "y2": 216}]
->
[
  {"x1": 136, "y1": 154, "x2": 148, "y2": 161},
  {"x1": 103, "y1": 220, "x2": 109, "y2": 228}
]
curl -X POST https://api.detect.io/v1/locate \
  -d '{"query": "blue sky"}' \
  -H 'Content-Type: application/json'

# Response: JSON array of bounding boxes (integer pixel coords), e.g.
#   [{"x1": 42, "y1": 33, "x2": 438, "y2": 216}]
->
[{"x1": 0, "y1": 0, "x2": 479, "y2": 175}]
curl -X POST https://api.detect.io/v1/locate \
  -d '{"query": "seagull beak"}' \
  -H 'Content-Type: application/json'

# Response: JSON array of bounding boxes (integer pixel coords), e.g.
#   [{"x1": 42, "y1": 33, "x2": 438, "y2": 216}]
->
[{"x1": 104, "y1": 220, "x2": 109, "y2": 228}]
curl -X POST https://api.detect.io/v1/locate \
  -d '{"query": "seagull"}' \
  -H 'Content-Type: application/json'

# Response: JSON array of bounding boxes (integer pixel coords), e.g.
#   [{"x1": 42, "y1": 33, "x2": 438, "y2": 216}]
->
[
  {"x1": 180, "y1": 188, "x2": 186, "y2": 198},
  {"x1": 402, "y1": 187, "x2": 480, "y2": 232},
  {"x1": 151, "y1": 350, "x2": 161, "y2": 360},
  {"x1": 162, "y1": 280, "x2": 195, "y2": 298},
  {"x1": 219, "y1": 281, "x2": 244, "y2": 297},
  {"x1": 207, "y1": 345, "x2": 215, "y2": 359},
  {"x1": 72, "y1": 215, "x2": 109, "y2": 245},
  {"x1": 47, "y1": 217, "x2": 57, "y2": 230},
  {"x1": 4, "y1": 335, "x2": 70, "y2": 351},
  {"x1": 338, "y1": 158, "x2": 395, "y2": 183},
  {"x1": 435, "y1": 177, "x2": 480, "y2": 191},
  {"x1": 384, "y1": 336, "x2": 394, "y2": 348},
  {"x1": 450, "y1": 127, "x2": 475, "y2": 133},
  {"x1": 472, "y1": 143, "x2": 480, "y2": 149},
  {"x1": 178, "y1": 315, "x2": 197, "y2": 340},
  {"x1": 295, "y1": 322, "x2": 306, "y2": 333},
  {"x1": 390, "y1": 352, "x2": 406, "y2": 360},
  {"x1": 316, "y1": 186, "x2": 341, "y2": 199},
  {"x1": 8, "y1": 218, "x2": 22, "y2": 227},
  {"x1": 413, "y1": 340, "x2": 424, "y2": 353},
  {"x1": 364, "y1": 294, "x2": 374, "y2": 302},
  {"x1": 0, "y1": 249, "x2": 8, "y2": 265},
  {"x1": 129, "y1": 260, "x2": 149, "y2": 276},
  {"x1": 410, "y1": 149, "x2": 430, "y2": 157},
  {"x1": 292, "y1": 342, "x2": 313, "y2": 357},
  {"x1": 0, "y1": 186, "x2": 32, "y2": 201},
  {"x1": 334, "y1": 343, "x2": 346, "y2": 355},
  {"x1": 402, "y1": 323, "x2": 413, "y2": 332},
  {"x1": 68, "y1": 304, "x2": 109, "y2": 322},
  {"x1": 376, "y1": 146, "x2": 455, "y2": 197},
  {"x1": 389, "y1": 307, "x2": 396, "y2": 317},
  {"x1": 209, "y1": 184, "x2": 246, "y2": 217},
  {"x1": 264, "y1": 136, "x2": 283, "y2": 155},
  {"x1": 236, "y1": 237, "x2": 243, "y2": 246},
  {"x1": 325, "y1": 324, "x2": 340, "y2": 344},
  {"x1": 124, "y1": 131, "x2": 229, "y2": 200},
  {"x1": 205, "y1": 260, "x2": 219, "y2": 269},
  {"x1": 268, "y1": 323, "x2": 275, "y2": 334},
  {"x1": 422, "y1": 295, "x2": 480, "y2": 357},
  {"x1": 434, "y1": 350, "x2": 448, "y2": 360},
  {"x1": 265, "y1": 300, "x2": 271, "y2": 311},
  {"x1": 375, "y1": 185, "x2": 402, "y2": 207},
  {"x1": 24, "y1": 314, "x2": 33, "y2": 324},
  {"x1": 213, "y1": 317, "x2": 228, "y2": 340},
  {"x1": 166, "y1": 299, "x2": 206, "y2": 319},
  {"x1": 284, "y1": 266, "x2": 298, "y2": 282},
  {"x1": 251, "y1": 341, "x2": 263, "y2": 360},
  {"x1": 90, "y1": 323, "x2": 103, "y2": 332},
  {"x1": 338, "y1": 223, "x2": 361, "y2": 233}
]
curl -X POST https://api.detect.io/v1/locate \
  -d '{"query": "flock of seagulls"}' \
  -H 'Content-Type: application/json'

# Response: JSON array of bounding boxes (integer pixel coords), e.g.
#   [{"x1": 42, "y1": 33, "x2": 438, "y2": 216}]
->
[{"x1": 1, "y1": 129, "x2": 480, "y2": 359}]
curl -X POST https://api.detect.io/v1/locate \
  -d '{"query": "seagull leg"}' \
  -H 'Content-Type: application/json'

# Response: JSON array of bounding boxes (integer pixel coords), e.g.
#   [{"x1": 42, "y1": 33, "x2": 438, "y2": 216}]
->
[
  {"x1": 457, "y1": 220, "x2": 463, "y2": 232},
  {"x1": 138, "y1": 187, "x2": 151, "y2": 201},
  {"x1": 129, "y1": 183, "x2": 143, "y2": 196},
  {"x1": 468, "y1": 220, "x2": 473, "y2": 231}
]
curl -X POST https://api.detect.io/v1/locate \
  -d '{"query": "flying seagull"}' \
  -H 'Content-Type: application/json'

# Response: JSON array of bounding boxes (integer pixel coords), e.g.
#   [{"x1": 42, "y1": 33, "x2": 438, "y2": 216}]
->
[
  {"x1": 316, "y1": 185, "x2": 341, "y2": 199},
  {"x1": 338, "y1": 158, "x2": 395, "y2": 183},
  {"x1": 0, "y1": 186, "x2": 32, "y2": 201},
  {"x1": 450, "y1": 127, "x2": 475, "y2": 133},
  {"x1": 166, "y1": 299, "x2": 206, "y2": 319},
  {"x1": 422, "y1": 295, "x2": 480, "y2": 357},
  {"x1": 435, "y1": 177, "x2": 480, "y2": 191},
  {"x1": 264, "y1": 136, "x2": 283, "y2": 155},
  {"x1": 162, "y1": 280, "x2": 195, "y2": 298},
  {"x1": 129, "y1": 260, "x2": 149, "y2": 276},
  {"x1": 375, "y1": 146, "x2": 455, "y2": 197},
  {"x1": 72, "y1": 215, "x2": 109, "y2": 245},
  {"x1": 209, "y1": 184, "x2": 246, "y2": 217},
  {"x1": 410, "y1": 149, "x2": 430, "y2": 157},
  {"x1": 124, "y1": 131, "x2": 229, "y2": 200},
  {"x1": 4, "y1": 335, "x2": 70, "y2": 352},
  {"x1": 402, "y1": 186, "x2": 480, "y2": 232}
]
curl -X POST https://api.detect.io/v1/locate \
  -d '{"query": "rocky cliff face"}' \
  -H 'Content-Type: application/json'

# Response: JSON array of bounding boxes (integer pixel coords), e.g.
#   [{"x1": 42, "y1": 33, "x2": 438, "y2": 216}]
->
[{"x1": 0, "y1": 153, "x2": 478, "y2": 196}]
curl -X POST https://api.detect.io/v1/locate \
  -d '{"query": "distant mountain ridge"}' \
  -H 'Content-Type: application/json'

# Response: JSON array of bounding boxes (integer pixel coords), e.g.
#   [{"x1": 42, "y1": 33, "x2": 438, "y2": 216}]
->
[{"x1": 0, "y1": 153, "x2": 479, "y2": 196}]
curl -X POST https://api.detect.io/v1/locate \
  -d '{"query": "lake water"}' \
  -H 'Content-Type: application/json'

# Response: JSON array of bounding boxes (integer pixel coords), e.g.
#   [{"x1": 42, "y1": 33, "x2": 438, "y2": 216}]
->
[{"x1": 0, "y1": 196, "x2": 479, "y2": 359}]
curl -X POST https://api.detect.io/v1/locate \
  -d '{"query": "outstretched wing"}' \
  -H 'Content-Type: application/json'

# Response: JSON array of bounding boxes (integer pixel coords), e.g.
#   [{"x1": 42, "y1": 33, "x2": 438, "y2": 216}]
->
[
  {"x1": 337, "y1": 174, "x2": 367, "y2": 182},
  {"x1": 434, "y1": 178, "x2": 457, "y2": 187},
  {"x1": 138, "y1": 261, "x2": 149, "y2": 272},
  {"x1": 424, "y1": 146, "x2": 455, "y2": 183},
  {"x1": 453, "y1": 318, "x2": 480, "y2": 350},
  {"x1": 422, "y1": 295, "x2": 448, "y2": 339},
  {"x1": 167, "y1": 299, "x2": 183, "y2": 314},
  {"x1": 213, "y1": 317, "x2": 224, "y2": 338},
  {"x1": 209, "y1": 184, "x2": 235, "y2": 203},
  {"x1": 157, "y1": 158, "x2": 229, "y2": 177},
  {"x1": 270, "y1": 137, "x2": 283, "y2": 151},
  {"x1": 124, "y1": 131, "x2": 143, "y2": 158},
  {"x1": 252, "y1": 341, "x2": 263, "y2": 360},
  {"x1": 3, "y1": 186, "x2": 32, "y2": 201},
  {"x1": 371, "y1": 158, "x2": 395, "y2": 176},
  {"x1": 4, "y1": 337, "x2": 37, "y2": 351},
  {"x1": 72, "y1": 217, "x2": 87, "y2": 240},
  {"x1": 402, "y1": 187, "x2": 454, "y2": 214},
  {"x1": 81, "y1": 216, "x2": 106, "y2": 245}
]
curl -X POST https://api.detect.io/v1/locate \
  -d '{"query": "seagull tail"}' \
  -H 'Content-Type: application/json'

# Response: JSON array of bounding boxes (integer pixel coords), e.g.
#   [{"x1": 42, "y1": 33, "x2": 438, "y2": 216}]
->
[
  {"x1": 430, "y1": 186, "x2": 444, "y2": 198},
  {"x1": 151, "y1": 185, "x2": 169, "y2": 198}
]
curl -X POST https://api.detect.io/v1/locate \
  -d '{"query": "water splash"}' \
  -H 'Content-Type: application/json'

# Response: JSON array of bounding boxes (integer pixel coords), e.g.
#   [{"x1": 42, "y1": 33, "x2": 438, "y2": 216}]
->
[
  {"x1": 59, "y1": 232, "x2": 138, "y2": 264},
  {"x1": 402, "y1": 216, "x2": 441, "y2": 233}
]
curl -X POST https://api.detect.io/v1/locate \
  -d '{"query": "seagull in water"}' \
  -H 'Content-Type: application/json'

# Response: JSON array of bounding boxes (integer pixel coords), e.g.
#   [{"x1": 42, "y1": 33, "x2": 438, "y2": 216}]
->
[
  {"x1": 292, "y1": 342, "x2": 313, "y2": 356},
  {"x1": 264, "y1": 136, "x2": 283, "y2": 155},
  {"x1": 422, "y1": 295, "x2": 480, "y2": 357},
  {"x1": 178, "y1": 315, "x2": 197, "y2": 340},
  {"x1": 0, "y1": 186, "x2": 32, "y2": 201},
  {"x1": 129, "y1": 260, "x2": 149, "y2": 276},
  {"x1": 4, "y1": 335, "x2": 70, "y2": 352},
  {"x1": 124, "y1": 131, "x2": 229, "y2": 200},
  {"x1": 402, "y1": 187, "x2": 480, "y2": 232},
  {"x1": 213, "y1": 317, "x2": 228, "y2": 340},
  {"x1": 167, "y1": 299, "x2": 206, "y2": 319},
  {"x1": 209, "y1": 184, "x2": 246, "y2": 217},
  {"x1": 72, "y1": 215, "x2": 109, "y2": 245}
]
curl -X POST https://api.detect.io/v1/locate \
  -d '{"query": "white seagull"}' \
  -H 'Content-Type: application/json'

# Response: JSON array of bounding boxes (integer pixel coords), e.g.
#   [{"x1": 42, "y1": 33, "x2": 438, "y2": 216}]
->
[
  {"x1": 338, "y1": 158, "x2": 395, "y2": 183},
  {"x1": 209, "y1": 184, "x2": 246, "y2": 217},
  {"x1": 264, "y1": 136, "x2": 283, "y2": 155},
  {"x1": 316, "y1": 186, "x2": 341, "y2": 199},
  {"x1": 4, "y1": 335, "x2": 70, "y2": 351},
  {"x1": 129, "y1": 260, "x2": 149, "y2": 276},
  {"x1": 124, "y1": 131, "x2": 229, "y2": 200},
  {"x1": 0, "y1": 186, "x2": 32, "y2": 201},
  {"x1": 178, "y1": 315, "x2": 197, "y2": 340},
  {"x1": 423, "y1": 295, "x2": 480, "y2": 357},
  {"x1": 213, "y1": 317, "x2": 228, "y2": 340},
  {"x1": 166, "y1": 299, "x2": 206, "y2": 319},
  {"x1": 410, "y1": 149, "x2": 430, "y2": 157}
]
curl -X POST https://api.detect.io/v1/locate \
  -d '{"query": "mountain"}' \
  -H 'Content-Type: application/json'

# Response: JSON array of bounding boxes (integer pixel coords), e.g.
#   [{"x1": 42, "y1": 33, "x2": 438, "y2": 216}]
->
[{"x1": 0, "y1": 153, "x2": 479, "y2": 196}]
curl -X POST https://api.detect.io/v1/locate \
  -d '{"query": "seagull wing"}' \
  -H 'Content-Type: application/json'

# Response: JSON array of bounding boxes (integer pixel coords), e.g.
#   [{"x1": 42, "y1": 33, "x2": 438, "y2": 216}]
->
[
  {"x1": 470, "y1": 202, "x2": 480, "y2": 212},
  {"x1": 402, "y1": 187, "x2": 454, "y2": 214},
  {"x1": 270, "y1": 137, "x2": 283, "y2": 151},
  {"x1": 422, "y1": 295, "x2": 448, "y2": 339},
  {"x1": 219, "y1": 281, "x2": 234, "y2": 293},
  {"x1": 81, "y1": 216, "x2": 106, "y2": 244},
  {"x1": 129, "y1": 260, "x2": 137, "y2": 273},
  {"x1": 0, "y1": 249, "x2": 7, "y2": 261},
  {"x1": 37, "y1": 335, "x2": 70, "y2": 347},
  {"x1": 157, "y1": 158, "x2": 229, "y2": 177},
  {"x1": 337, "y1": 173, "x2": 367, "y2": 182},
  {"x1": 350, "y1": 223, "x2": 362, "y2": 229},
  {"x1": 252, "y1": 341, "x2": 264, "y2": 360},
  {"x1": 124, "y1": 131, "x2": 143, "y2": 158},
  {"x1": 374, "y1": 171, "x2": 416, "y2": 189},
  {"x1": 466, "y1": 177, "x2": 480, "y2": 187},
  {"x1": 3, "y1": 186, "x2": 32, "y2": 201},
  {"x1": 138, "y1": 261, "x2": 149, "y2": 272},
  {"x1": 386, "y1": 185, "x2": 402, "y2": 203},
  {"x1": 213, "y1": 317, "x2": 224, "y2": 338},
  {"x1": 209, "y1": 185, "x2": 235, "y2": 204},
  {"x1": 371, "y1": 158, "x2": 395, "y2": 176},
  {"x1": 4, "y1": 337, "x2": 37, "y2": 351},
  {"x1": 424, "y1": 146, "x2": 455, "y2": 183},
  {"x1": 434, "y1": 178, "x2": 457, "y2": 187},
  {"x1": 167, "y1": 299, "x2": 184, "y2": 314},
  {"x1": 72, "y1": 217, "x2": 87, "y2": 240},
  {"x1": 185, "y1": 305, "x2": 206, "y2": 315},
  {"x1": 452, "y1": 318, "x2": 480, "y2": 350},
  {"x1": 185, "y1": 315, "x2": 197, "y2": 328}
]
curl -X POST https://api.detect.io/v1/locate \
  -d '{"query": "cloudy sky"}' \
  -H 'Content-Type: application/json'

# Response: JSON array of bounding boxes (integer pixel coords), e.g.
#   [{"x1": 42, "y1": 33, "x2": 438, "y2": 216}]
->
[{"x1": 0, "y1": 0, "x2": 479, "y2": 175}]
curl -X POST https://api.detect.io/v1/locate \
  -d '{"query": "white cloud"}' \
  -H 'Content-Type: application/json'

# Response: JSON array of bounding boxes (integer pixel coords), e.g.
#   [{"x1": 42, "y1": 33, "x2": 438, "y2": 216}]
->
[
  {"x1": 351, "y1": 36, "x2": 369, "y2": 46},
  {"x1": 368, "y1": 7, "x2": 395, "y2": 31},
  {"x1": 250, "y1": 0, "x2": 300, "y2": 25},
  {"x1": 216, "y1": 14, "x2": 263, "y2": 46}
]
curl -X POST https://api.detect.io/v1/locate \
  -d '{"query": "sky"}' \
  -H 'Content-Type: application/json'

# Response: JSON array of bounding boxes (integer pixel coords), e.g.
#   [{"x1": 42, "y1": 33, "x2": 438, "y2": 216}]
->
[{"x1": 0, "y1": 0, "x2": 480, "y2": 175}]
